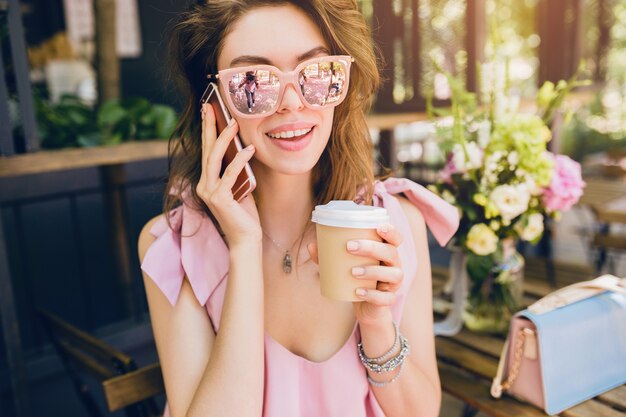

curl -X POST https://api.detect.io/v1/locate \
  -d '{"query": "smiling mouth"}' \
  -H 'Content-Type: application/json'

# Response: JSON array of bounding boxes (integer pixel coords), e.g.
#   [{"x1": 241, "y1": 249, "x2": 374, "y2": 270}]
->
[{"x1": 266, "y1": 127, "x2": 314, "y2": 140}]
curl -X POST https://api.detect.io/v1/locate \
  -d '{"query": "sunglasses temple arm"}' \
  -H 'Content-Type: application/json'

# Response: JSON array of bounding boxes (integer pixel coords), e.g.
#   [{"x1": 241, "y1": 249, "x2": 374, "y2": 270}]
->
[{"x1": 199, "y1": 82, "x2": 211, "y2": 104}]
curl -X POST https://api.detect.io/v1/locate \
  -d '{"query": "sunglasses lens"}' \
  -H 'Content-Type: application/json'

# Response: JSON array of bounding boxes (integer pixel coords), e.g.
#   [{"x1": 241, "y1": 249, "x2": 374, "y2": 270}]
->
[
  {"x1": 300, "y1": 60, "x2": 348, "y2": 107},
  {"x1": 226, "y1": 69, "x2": 279, "y2": 115}
]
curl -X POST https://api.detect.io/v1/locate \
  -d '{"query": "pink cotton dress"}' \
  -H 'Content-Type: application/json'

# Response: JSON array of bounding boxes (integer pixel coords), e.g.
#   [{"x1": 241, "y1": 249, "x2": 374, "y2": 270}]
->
[{"x1": 141, "y1": 177, "x2": 459, "y2": 417}]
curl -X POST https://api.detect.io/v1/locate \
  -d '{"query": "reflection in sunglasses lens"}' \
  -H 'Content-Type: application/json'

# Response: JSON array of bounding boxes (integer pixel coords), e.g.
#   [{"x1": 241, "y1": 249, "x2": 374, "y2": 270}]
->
[
  {"x1": 226, "y1": 60, "x2": 347, "y2": 116},
  {"x1": 228, "y1": 69, "x2": 279, "y2": 115},
  {"x1": 300, "y1": 61, "x2": 346, "y2": 107}
]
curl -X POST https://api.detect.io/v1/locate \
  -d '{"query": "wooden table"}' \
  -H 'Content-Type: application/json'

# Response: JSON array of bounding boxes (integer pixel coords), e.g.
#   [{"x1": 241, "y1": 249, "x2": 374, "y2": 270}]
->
[
  {"x1": 432, "y1": 258, "x2": 626, "y2": 417},
  {"x1": 576, "y1": 177, "x2": 626, "y2": 270}
]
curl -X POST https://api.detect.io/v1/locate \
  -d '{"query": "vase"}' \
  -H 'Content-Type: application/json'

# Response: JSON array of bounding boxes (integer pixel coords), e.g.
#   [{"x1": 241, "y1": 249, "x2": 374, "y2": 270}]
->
[{"x1": 461, "y1": 238, "x2": 525, "y2": 334}]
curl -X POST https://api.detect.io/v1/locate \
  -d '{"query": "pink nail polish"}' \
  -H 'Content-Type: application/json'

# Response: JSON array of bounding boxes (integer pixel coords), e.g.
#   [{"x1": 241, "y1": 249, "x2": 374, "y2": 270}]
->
[{"x1": 352, "y1": 267, "x2": 365, "y2": 276}]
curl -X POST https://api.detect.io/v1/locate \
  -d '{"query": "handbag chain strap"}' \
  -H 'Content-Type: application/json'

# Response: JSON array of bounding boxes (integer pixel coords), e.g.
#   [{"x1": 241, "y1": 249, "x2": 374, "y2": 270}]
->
[{"x1": 500, "y1": 328, "x2": 528, "y2": 390}]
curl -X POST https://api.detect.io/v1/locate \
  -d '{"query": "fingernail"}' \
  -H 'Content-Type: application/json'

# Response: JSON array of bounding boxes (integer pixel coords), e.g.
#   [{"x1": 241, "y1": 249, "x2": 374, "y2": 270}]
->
[
  {"x1": 347, "y1": 241, "x2": 359, "y2": 251},
  {"x1": 352, "y1": 266, "x2": 365, "y2": 276},
  {"x1": 228, "y1": 118, "x2": 237, "y2": 127},
  {"x1": 356, "y1": 288, "x2": 367, "y2": 297},
  {"x1": 379, "y1": 224, "x2": 389, "y2": 234},
  {"x1": 245, "y1": 144, "x2": 255, "y2": 152},
  {"x1": 202, "y1": 103, "x2": 209, "y2": 118}
]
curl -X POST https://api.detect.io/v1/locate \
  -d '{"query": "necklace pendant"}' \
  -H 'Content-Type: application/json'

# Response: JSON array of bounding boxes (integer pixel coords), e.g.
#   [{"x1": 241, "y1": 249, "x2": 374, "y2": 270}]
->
[{"x1": 283, "y1": 252, "x2": 292, "y2": 274}]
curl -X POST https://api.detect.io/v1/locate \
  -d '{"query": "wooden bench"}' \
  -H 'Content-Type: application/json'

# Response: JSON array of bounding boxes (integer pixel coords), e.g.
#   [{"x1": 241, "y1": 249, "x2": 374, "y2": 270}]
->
[
  {"x1": 37, "y1": 309, "x2": 164, "y2": 417},
  {"x1": 432, "y1": 258, "x2": 626, "y2": 417}
]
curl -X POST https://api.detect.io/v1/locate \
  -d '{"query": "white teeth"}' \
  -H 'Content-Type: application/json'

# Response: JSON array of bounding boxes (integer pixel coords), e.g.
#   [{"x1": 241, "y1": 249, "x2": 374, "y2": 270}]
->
[{"x1": 267, "y1": 127, "x2": 312, "y2": 139}]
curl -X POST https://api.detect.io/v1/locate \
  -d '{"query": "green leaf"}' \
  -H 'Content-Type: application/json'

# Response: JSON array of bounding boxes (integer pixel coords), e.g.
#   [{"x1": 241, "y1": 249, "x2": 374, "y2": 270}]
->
[
  {"x1": 466, "y1": 253, "x2": 494, "y2": 282},
  {"x1": 153, "y1": 105, "x2": 177, "y2": 139},
  {"x1": 97, "y1": 100, "x2": 127, "y2": 129},
  {"x1": 123, "y1": 97, "x2": 152, "y2": 120},
  {"x1": 77, "y1": 132, "x2": 103, "y2": 147},
  {"x1": 102, "y1": 133, "x2": 123, "y2": 146},
  {"x1": 64, "y1": 106, "x2": 91, "y2": 127},
  {"x1": 139, "y1": 110, "x2": 156, "y2": 126}
]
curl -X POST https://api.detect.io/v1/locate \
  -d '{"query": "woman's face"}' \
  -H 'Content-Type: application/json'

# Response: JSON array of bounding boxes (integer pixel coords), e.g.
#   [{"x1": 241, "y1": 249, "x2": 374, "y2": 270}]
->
[{"x1": 217, "y1": 5, "x2": 334, "y2": 177}]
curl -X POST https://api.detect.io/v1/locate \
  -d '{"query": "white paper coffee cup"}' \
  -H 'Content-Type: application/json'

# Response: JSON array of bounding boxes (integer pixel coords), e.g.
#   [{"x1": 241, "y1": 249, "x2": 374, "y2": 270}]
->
[{"x1": 312, "y1": 201, "x2": 389, "y2": 301}]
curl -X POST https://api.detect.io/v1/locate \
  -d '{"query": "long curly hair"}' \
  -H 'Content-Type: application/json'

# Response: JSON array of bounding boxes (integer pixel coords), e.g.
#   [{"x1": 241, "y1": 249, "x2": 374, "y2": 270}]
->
[{"x1": 164, "y1": 0, "x2": 381, "y2": 225}]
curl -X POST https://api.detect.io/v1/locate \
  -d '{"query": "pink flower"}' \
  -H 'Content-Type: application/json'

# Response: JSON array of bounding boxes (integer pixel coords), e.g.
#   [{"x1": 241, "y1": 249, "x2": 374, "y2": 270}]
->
[
  {"x1": 542, "y1": 154, "x2": 586, "y2": 212},
  {"x1": 439, "y1": 156, "x2": 458, "y2": 183},
  {"x1": 439, "y1": 143, "x2": 483, "y2": 183}
]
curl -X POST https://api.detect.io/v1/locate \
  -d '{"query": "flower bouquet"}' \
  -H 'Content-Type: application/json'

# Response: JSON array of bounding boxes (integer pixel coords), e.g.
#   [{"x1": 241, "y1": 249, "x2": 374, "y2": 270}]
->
[{"x1": 429, "y1": 69, "x2": 586, "y2": 333}]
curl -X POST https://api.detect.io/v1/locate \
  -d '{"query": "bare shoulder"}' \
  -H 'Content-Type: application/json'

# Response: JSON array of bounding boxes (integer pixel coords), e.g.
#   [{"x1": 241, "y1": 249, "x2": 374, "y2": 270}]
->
[
  {"x1": 138, "y1": 214, "x2": 164, "y2": 262},
  {"x1": 395, "y1": 195, "x2": 426, "y2": 235}
]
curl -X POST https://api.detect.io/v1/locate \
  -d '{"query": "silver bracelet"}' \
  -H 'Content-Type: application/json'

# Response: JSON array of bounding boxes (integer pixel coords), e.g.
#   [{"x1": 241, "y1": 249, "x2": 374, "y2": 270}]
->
[
  {"x1": 359, "y1": 322, "x2": 400, "y2": 364},
  {"x1": 359, "y1": 334, "x2": 410, "y2": 373},
  {"x1": 367, "y1": 361, "x2": 405, "y2": 387},
  {"x1": 357, "y1": 322, "x2": 400, "y2": 365}
]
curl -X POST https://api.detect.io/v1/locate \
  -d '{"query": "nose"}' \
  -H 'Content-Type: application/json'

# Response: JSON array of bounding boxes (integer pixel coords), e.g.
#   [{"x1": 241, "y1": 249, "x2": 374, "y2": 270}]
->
[{"x1": 276, "y1": 83, "x2": 305, "y2": 113}]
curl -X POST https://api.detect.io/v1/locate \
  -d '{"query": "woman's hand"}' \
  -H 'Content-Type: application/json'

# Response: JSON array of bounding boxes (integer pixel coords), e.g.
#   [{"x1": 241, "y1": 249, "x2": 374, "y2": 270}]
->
[
  {"x1": 196, "y1": 104, "x2": 262, "y2": 246},
  {"x1": 347, "y1": 224, "x2": 404, "y2": 325},
  {"x1": 307, "y1": 223, "x2": 404, "y2": 326}
]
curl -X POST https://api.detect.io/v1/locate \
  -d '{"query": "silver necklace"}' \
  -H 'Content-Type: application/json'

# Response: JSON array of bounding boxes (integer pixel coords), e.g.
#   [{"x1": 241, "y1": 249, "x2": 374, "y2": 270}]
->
[{"x1": 262, "y1": 222, "x2": 310, "y2": 274}]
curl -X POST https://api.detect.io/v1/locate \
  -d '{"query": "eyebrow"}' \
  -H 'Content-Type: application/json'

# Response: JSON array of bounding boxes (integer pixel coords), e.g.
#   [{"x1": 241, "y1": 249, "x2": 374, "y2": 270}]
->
[{"x1": 229, "y1": 46, "x2": 331, "y2": 67}]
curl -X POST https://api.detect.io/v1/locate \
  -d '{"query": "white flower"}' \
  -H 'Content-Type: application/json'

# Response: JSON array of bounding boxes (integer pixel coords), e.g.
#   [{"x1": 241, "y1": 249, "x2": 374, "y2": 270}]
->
[
  {"x1": 507, "y1": 151, "x2": 519, "y2": 167},
  {"x1": 515, "y1": 213, "x2": 544, "y2": 242},
  {"x1": 523, "y1": 175, "x2": 543, "y2": 196},
  {"x1": 477, "y1": 120, "x2": 491, "y2": 148},
  {"x1": 452, "y1": 142, "x2": 483, "y2": 172},
  {"x1": 466, "y1": 224, "x2": 499, "y2": 256},
  {"x1": 490, "y1": 184, "x2": 531, "y2": 221}
]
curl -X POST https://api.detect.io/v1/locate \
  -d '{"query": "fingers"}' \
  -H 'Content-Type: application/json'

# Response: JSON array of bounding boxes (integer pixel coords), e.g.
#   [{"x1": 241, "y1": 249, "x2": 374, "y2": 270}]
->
[
  {"x1": 206, "y1": 118, "x2": 241, "y2": 184},
  {"x1": 197, "y1": 105, "x2": 253, "y2": 203},
  {"x1": 350, "y1": 224, "x2": 403, "y2": 311},
  {"x1": 355, "y1": 287, "x2": 396, "y2": 307},
  {"x1": 352, "y1": 265, "x2": 403, "y2": 286},
  {"x1": 307, "y1": 242, "x2": 319, "y2": 264},
  {"x1": 346, "y1": 238, "x2": 400, "y2": 266},
  {"x1": 201, "y1": 103, "x2": 217, "y2": 177},
  {"x1": 218, "y1": 144, "x2": 255, "y2": 192},
  {"x1": 376, "y1": 223, "x2": 403, "y2": 247}
]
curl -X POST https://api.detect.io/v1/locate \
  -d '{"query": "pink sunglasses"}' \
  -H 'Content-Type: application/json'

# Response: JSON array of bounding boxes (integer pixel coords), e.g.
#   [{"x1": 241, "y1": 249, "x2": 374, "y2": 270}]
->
[{"x1": 207, "y1": 55, "x2": 354, "y2": 118}]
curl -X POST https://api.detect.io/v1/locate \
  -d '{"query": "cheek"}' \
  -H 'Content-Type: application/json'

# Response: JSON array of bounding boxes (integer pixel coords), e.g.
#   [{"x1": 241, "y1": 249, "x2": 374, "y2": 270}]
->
[
  {"x1": 317, "y1": 108, "x2": 335, "y2": 145},
  {"x1": 234, "y1": 118, "x2": 262, "y2": 146}
]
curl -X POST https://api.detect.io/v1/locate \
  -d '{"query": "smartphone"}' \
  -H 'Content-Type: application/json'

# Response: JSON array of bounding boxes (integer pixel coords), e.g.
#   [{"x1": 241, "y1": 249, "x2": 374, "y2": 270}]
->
[{"x1": 201, "y1": 82, "x2": 256, "y2": 202}]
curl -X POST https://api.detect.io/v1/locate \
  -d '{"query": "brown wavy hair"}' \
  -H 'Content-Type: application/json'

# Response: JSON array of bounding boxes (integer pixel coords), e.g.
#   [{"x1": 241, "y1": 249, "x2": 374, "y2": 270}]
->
[{"x1": 164, "y1": 0, "x2": 381, "y2": 225}]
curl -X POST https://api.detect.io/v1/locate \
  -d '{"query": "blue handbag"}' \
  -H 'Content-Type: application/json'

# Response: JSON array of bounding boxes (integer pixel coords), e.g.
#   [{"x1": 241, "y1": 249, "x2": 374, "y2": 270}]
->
[{"x1": 491, "y1": 275, "x2": 626, "y2": 415}]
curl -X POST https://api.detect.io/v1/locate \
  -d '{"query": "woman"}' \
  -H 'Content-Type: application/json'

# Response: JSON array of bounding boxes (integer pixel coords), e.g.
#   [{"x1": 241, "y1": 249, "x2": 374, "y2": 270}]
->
[
  {"x1": 138, "y1": 1, "x2": 458, "y2": 416},
  {"x1": 238, "y1": 70, "x2": 259, "y2": 112}
]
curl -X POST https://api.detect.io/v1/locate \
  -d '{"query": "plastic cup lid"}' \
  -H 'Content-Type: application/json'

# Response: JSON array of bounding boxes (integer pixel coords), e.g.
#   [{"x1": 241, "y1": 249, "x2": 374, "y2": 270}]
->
[{"x1": 311, "y1": 200, "x2": 389, "y2": 229}]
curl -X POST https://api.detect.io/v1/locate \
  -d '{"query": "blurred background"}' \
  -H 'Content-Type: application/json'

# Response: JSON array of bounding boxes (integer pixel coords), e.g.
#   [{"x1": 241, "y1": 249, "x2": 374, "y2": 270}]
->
[{"x1": 0, "y1": 1, "x2": 625, "y2": 416}]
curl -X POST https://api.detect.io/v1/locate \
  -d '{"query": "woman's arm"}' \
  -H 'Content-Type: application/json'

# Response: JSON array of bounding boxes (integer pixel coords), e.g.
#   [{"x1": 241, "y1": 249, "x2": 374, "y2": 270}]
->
[
  {"x1": 139, "y1": 217, "x2": 265, "y2": 417},
  {"x1": 140, "y1": 103, "x2": 264, "y2": 417},
  {"x1": 359, "y1": 196, "x2": 441, "y2": 417}
]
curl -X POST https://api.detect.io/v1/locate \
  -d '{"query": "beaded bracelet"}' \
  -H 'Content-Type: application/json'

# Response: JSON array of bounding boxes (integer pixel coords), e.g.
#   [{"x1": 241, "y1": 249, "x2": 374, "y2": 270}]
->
[
  {"x1": 357, "y1": 322, "x2": 400, "y2": 364},
  {"x1": 367, "y1": 361, "x2": 405, "y2": 387},
  {"x1": 358, "y1": 334, "x2": 410, "y2": 373}
]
